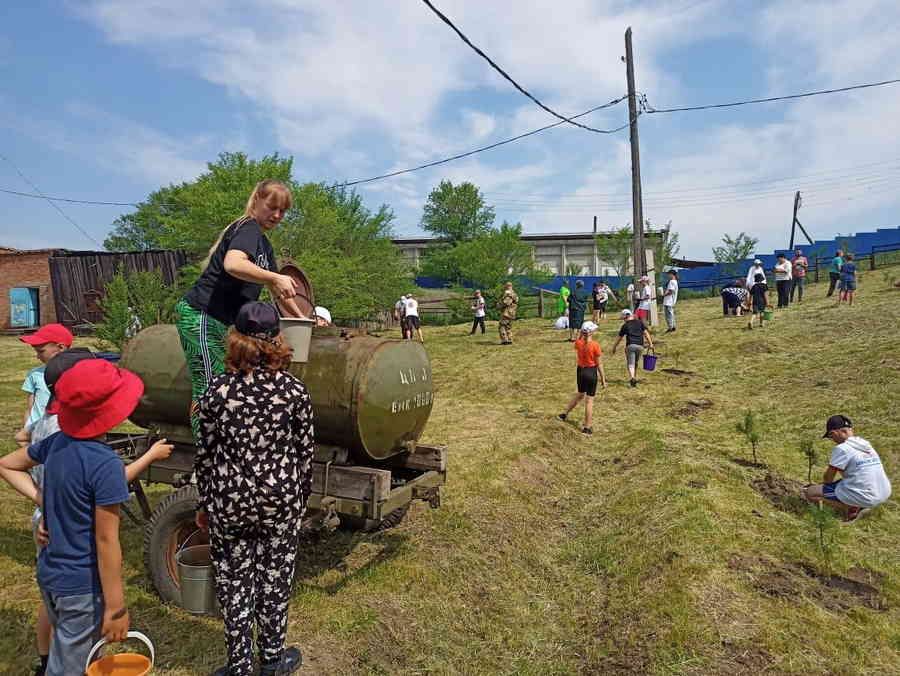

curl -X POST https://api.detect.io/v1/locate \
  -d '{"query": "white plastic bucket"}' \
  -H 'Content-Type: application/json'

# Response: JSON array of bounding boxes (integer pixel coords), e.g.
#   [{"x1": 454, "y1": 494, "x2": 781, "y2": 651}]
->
[{"x1": 280, "y1": 317, "x2": 315, "y2": 363}]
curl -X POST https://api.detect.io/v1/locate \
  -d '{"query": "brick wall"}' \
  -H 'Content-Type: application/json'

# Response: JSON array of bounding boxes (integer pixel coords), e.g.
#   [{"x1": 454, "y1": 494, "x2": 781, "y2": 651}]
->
[{"x1": 0, "y1": 253, "x2": 55, "y2": 330}]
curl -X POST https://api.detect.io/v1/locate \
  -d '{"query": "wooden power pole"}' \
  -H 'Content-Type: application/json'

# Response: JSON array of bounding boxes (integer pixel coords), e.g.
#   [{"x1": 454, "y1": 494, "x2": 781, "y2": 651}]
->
[
  {"x1": 625, "y1": 27, "x2": 645, "y2": 277},
  {"x1": 788, "y1": 190, "x2": 814, "y2": 249}
]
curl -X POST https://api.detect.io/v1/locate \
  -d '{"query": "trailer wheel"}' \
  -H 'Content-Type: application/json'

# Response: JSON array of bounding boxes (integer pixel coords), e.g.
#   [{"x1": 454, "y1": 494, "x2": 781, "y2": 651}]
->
[{"x1": 143, "y1": 485, "x2": 208, "y2": 606}]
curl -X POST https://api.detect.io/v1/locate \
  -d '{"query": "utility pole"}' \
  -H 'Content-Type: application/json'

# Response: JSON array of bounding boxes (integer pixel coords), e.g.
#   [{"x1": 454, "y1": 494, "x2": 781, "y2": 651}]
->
[
  {"x1": 788, "y1": 190, "x2": 814, "y2": 249},
  {"x1": 625, "y1": 27, "x2": 645, "y2": 277}
]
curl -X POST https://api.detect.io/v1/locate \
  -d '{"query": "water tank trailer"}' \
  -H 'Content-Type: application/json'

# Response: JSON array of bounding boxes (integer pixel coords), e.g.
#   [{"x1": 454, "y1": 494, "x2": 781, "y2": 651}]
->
[{"x1": 110, "y1": 323, "x2": 445, "y2": 609}]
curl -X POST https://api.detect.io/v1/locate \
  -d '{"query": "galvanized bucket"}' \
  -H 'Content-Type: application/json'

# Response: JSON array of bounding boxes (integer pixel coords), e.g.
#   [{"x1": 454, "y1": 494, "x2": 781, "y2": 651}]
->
[
  {"x1": 280, "y1": 317, "x2": 315, "y2": 363},
  {"x1": 176, "y1": 535, "x2": 220, "y2": 617}
]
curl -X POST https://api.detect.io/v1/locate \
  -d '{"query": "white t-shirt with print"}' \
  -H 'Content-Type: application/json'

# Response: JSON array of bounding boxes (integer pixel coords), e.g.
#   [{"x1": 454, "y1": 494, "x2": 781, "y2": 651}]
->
[
  {"x1": 638, "y1": 285, "x2": 651, "y2": 311},
  {"x1": 663, "y1": 279, "x2": 678, "y2": 307},
  {"x1": 404, "y1": 298, "x2": 419, "y2": 317},
  {"x1": 774, "y1": 260, "x2": 792, "y2": 281},
  {"x1": 830, "y1": 436, "x2": 892, "y2": 507},
  {"x1": 472, "y1": 296, "x2": 485, "y2": 317}
]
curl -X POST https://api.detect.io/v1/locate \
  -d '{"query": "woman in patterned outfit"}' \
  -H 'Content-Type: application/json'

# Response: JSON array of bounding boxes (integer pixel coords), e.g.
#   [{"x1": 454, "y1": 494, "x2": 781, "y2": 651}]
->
[
  {"x1": 196, "y1": 302, "x2": 314, "y2": 676},
  {"x1": 176, "y1": 180, "x2": 306, "y2": 439}
]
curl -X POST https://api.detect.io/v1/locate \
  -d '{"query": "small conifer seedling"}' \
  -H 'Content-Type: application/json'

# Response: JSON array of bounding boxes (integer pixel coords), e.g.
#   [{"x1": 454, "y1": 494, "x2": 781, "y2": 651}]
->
[
  {"x1": 800, "y1": 438, "x2": 818, "y2": 484},
  {"x1": 736, "y1": 410, "x2": 761, "y2": 465}
]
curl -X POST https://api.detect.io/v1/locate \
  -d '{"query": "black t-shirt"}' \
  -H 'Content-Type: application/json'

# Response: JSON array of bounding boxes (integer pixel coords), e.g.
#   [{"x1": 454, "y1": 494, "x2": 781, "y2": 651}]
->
[
  {"x1": 183, "y1": 219, "x2": 277, "y2": 325},
  {"x1": 618, "y1": 318, "x2": 646, "y2": 346},
  {"x1": 750, "y1": 282, "x2": 768, "y2": 308}
]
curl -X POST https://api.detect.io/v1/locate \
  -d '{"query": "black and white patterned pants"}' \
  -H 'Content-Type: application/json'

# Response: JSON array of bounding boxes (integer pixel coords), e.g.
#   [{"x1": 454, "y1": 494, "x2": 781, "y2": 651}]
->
[{"x1": 209, "y1": 519, "x2": 300, "y2": 676}]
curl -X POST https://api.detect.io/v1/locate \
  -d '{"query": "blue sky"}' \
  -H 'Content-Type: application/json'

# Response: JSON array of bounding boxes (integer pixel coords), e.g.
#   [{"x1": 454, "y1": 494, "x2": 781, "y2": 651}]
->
[{"x1": 2, "y1": 0, "x2": 899, "y2": 258}]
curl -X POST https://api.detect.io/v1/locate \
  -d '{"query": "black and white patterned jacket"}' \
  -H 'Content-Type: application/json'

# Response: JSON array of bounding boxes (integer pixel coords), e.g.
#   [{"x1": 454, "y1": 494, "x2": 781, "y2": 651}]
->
[{"x1": 196, "y1": 369, "x2": 314, "y2": 529}]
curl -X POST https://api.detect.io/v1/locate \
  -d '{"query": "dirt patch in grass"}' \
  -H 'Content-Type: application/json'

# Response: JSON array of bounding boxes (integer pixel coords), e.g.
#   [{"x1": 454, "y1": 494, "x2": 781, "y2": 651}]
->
[
  {"x1": 688, "y1": 480, "x2": 707, "y2": 489},
  {"x1": 660, "y1": 367, "x2": 696, "y2": 376},
  {"x1": 703, "y1": 642, "x2": 786, "y2": 675},
  {"x1": 730, "y1": 555, "x2": 887, "y2": 612},
  {"x1": 672, "y1": 399, "x2": 713, "y2": 418},
  {"x1": 743, "y1": 340, "x2": 773, "y2": 354},
  {"x1": 730, "y1": 457, "x2": 768, "y2": 469},
  {"x1": 750, "y1": 473, "x2": 806, "y2": 515}
]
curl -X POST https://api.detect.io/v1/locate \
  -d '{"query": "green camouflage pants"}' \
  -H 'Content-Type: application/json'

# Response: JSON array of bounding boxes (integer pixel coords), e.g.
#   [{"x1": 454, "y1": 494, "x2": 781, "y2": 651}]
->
[
  {"x1": 175, "y1": 299, "x2": 228, "y2": 440},
  {"x1": 499, "y1": 317, "x2": 513, "y2": 343}
]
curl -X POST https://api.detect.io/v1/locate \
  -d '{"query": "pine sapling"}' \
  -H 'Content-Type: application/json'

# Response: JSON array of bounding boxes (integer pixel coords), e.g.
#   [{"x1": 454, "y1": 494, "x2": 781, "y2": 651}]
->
[
  {"x1": 736, "y1": 410, "x2": 761, "y2": 464},
  {"x1": 800, "y1": 438, "x2": 818, "y2": 484},
  {"x1": 807, "y1": 503, "x2": 840, "y2": 562}
]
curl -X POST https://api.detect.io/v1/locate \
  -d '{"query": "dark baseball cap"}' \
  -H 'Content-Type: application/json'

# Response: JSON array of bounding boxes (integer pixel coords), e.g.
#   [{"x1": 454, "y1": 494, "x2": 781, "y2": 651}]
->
[
  {"x1": 44, "y1": 347, "x2": 97, "y2": 414},
  {"x1": 823, "y1": 414, "x2": 853, "y2": 438},
  {"x1": 235, "y1": 302, "x2": 280, "y2": 339}
]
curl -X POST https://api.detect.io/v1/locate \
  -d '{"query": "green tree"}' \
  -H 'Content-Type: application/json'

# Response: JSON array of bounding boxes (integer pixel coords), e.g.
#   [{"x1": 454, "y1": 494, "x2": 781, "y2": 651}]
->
[
  {"x1": 595, "y1": 226, "x2": 633, "y2": 284},
  {"x1": 104, "y1": 153, "x2": 411, "y2": 321},
  {"x1": 420, "y1": 180, "x2": 495, "y2": 243},
  {"x1": 712, "y1": 232, "x2": 759, "y2": 264},
  {"x1": 104, "y1": 152, "x2": 293, "y2": 255}
]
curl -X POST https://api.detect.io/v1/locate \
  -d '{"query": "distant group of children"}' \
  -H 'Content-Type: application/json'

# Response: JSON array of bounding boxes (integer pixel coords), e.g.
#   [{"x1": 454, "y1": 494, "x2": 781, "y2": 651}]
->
[{"x1": 394, "y1": 293, "x2": 425, "y2": 342}]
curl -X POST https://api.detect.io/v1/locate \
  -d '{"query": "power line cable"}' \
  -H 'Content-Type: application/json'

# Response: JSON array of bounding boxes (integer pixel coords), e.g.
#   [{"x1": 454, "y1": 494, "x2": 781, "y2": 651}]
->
[
  {"x1": 419, "y1": 0, "x2": 626, "y2": 134},
  {"x1": 335, "y1": 97, "x2": 630, "y2": 187},
  {"x1": 486, "y1": 171, "x2": 900, "y2": 208},
  {"x1": 485, "y1": 157, "x2": 900, "y2": 199},
  {"x1": 0, "y1": 187, "x2": 144, "y2": 207},
  {"x1": 642, "y1": 78, "x2": 900, "y2": 114},
  {"x1": 0, "y1": 153, "x2": 102, "y2": 247}
]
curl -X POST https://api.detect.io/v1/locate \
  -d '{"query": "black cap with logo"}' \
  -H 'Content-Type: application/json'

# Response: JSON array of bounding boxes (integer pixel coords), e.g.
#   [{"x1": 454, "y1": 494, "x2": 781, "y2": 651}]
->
[{"x1": 823, "y1": 414, "x2": 853, "y2": 438}]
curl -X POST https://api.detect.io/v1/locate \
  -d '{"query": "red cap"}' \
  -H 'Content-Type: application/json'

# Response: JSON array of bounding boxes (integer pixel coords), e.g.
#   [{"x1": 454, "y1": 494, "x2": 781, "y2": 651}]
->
[
  {"x1": 19, "y1": 324, "x2": 73, "y2": 347},
  {"x1": 54, "y1": 360, "x2": 144, "y2": 439}
]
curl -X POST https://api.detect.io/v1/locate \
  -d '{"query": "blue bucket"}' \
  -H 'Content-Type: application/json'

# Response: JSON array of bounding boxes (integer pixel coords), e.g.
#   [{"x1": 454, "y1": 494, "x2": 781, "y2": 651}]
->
[
  {"x1": 642, "y1": 353, "x2": 658, "y2": 371},
  {"x1": 94, "y1": 352, "x2": 121, "y2": 363}
]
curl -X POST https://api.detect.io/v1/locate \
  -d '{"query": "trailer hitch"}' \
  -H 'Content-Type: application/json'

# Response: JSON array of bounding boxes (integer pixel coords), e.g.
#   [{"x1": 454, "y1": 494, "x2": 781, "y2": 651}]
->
[{"x1": 413, "y1": 486, "x2": 441, "y2": 509}]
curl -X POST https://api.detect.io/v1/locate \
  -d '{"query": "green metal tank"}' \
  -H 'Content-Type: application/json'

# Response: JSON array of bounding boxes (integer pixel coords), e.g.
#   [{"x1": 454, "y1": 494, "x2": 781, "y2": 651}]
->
[{"x1": 120, "y1": 324, "x2": 433, "y2": 461}]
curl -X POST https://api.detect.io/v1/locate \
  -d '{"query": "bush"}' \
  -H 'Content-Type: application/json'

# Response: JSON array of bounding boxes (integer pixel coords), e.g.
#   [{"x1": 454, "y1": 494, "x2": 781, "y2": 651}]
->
[{"x1": 95, "y1": 267, "x2": 180, "y2": 351}]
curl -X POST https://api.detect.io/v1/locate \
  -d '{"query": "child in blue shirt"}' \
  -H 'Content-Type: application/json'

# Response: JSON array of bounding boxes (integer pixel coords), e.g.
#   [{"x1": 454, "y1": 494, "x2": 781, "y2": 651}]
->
[
  {"x1": 16, "y1": 324, "x2": 73, "y2": 445},
  {"x1": 837, "y1": 253, "x2": 857, "y2": 306},
  {"x1": 0, "y1": 359, "x2": 160, "y2": 676},
  {"x1": 16, "y1": 349, "x2": 172, "y2": 676}
]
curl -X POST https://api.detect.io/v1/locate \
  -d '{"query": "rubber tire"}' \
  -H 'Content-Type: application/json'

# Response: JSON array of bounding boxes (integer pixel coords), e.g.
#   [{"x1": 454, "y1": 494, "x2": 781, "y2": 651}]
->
[{"x1": 143, "y1": 484, "x2": 205, "y2": 606}]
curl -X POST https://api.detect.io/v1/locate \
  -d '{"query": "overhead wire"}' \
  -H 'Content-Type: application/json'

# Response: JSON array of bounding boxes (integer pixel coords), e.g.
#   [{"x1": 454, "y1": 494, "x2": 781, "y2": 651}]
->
[
  {"x1": 642, "y1": 77, "x2": 900, "y2": 114},
  {"x1": 334, "y1": 97, "x2": 630, "y2": 187},
  {"x1": 0, "y1": 187, "x2": 144, "y2": 207},
  {"x1": 419, "y1": 0, "x2": 626, "y2": 134},
  {"x1": 0, "y1": 153, "x2": 102, "y2": 247}
]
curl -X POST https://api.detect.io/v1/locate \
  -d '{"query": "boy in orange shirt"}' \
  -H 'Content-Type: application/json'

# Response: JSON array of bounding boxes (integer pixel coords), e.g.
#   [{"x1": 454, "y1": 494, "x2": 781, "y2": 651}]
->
[{"x1": 558, "y1": 321, "x2": 606, "y2": 435}]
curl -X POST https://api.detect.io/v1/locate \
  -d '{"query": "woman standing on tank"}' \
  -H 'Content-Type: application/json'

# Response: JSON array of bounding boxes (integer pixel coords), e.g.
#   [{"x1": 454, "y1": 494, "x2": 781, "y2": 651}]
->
[
  {"x1": 196, "y1": 302, "x2": 314, "y2": 676},
  {"x1": 176, "y1": 180, "x2": 305, "y2": 438}
]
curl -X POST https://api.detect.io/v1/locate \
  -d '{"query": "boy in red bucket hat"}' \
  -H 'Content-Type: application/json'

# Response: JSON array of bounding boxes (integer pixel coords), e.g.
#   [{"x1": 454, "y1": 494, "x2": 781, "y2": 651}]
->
[
  {"x1": 16, "y1": 323, "x2": 73, "y2": 445},
  {"x1": 0, "y1": 359, "x2": 147, "y2": 676}
]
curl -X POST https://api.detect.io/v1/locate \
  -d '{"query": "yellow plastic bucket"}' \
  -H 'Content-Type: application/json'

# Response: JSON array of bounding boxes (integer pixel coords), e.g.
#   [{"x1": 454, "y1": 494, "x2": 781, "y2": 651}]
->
[{"x1": 85, "y1": 631, "x2": 154, "y2": 675}]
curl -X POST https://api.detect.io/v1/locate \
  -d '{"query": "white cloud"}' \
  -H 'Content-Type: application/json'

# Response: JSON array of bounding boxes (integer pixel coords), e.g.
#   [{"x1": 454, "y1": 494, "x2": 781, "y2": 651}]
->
[{"x1": 64, "y1": 0, "x2": 900, "y2": 257}]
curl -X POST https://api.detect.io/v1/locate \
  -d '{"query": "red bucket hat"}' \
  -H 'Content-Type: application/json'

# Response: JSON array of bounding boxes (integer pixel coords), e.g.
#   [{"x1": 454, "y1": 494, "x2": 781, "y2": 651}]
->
[
  {"x1": 54, "y1": 360, "x2": 144, "y2": 439},
  {"x1": 19, "y1": 323, "x2": 73, "y2": 347}
]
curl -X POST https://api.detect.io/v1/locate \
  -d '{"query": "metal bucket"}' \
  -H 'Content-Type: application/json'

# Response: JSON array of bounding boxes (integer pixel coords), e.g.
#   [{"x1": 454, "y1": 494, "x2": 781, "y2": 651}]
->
[
  {"x1": 280, "y1": 317, "x2": 315, "y2": 363},
  {"x1": 176, "y1": 544, "x2": 220, "y2": 616}
]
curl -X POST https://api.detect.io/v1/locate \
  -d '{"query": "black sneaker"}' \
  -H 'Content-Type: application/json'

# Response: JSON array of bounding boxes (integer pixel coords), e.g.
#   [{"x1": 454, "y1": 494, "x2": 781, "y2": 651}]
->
[
  {"x1": 582, "y1": 427, "x2": 593, "y2": 435},
  {"x1": 260, "y1": 647, "x2": 303, "y2": 675},
  {"x1": 558, "y1": 413, "x2": 567, "y2": 421},
  {"x1": 629, "y1": 378, "x2": 637, "y2": 387}
]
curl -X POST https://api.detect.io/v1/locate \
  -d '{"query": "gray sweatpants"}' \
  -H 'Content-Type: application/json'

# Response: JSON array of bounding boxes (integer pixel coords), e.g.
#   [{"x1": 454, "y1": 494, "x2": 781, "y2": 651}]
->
[{"x1": 40, "y1": 588, "x2": 103, "y2": 676}]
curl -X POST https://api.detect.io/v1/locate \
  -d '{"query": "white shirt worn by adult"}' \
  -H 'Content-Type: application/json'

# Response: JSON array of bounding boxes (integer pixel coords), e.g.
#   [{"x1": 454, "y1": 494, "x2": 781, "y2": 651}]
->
[
  {"x1": 746, "y1": 265, "x2": 766, "y2": 288},
  {"x1": 404, "y1": 297, "x2": 419, "y2": 317},
  {"x1": 663, "y1": 279, "x2": 678, "y2": 307},
  {"x1": 830, "y1": 436, "x2": 892, "y2": 507},
  {"x1": 774, "y1": 260, "x2": 792, "y2": 281}
]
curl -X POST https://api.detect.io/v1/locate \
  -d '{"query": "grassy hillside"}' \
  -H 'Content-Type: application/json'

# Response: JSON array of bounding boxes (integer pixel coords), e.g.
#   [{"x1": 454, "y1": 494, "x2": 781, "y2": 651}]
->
[{"x1": 0, "y1": 276, "x2": 898, "y2": 675}]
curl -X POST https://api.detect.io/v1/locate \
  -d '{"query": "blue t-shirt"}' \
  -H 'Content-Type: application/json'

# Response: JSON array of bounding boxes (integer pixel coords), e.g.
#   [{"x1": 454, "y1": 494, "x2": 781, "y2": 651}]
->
[
  {"x1": 840, "y1": 262, "x2": 857, "y2": 281},
  {"x1": 28, "y1": 433, "x2": 130, "y2": 596},
  {"x1": 21, "y1": 366, "x2": 51, "y2": 427}
]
